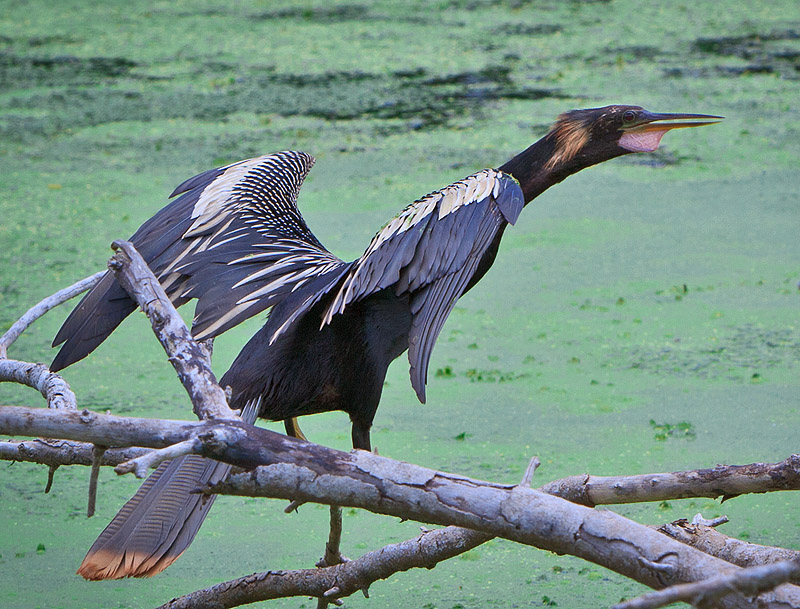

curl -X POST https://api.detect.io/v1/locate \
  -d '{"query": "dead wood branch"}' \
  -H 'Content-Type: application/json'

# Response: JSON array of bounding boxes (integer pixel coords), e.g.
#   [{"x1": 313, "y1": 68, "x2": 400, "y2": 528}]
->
[
  {"x1": 538, "y1": 454, "x2": 800, "y2": 506},
  {"x1": 3, "y1": 404, "x2": 798, "y2": 506},
  {"x1": 0, "y1": 359, "x2": 77, "y2": 409},
  {"x1": 107, "y1": 240, "x2": 238, "y2": 421},
  {"x1": 158, "y1": 526, "x2": 491, "y2": 609},
  {"x1": 659, "y1": 520, "x2": 800, "y2": 574},
  {"x1": 4, "y1": 404, "x2": 800, "y2": 606},
  {"x1": 0, "y1": 404, "x2": 202, "y2": 447},
  {"x1": 209, "y1": 449, "x2": 800, "y2": 608},
  {"x1": 3, "y1": 244, "x2": 799, "y2": 609},
  {"x1": 0, "y1": 271, "x2": 105, "y2": 358},
  {"x1": 0, "y1": 438, "x2": 148, "y2": 468},
  {"x1": 614, "y1": 560, "x2": 800, "y2": 609},
  {"x1": 3, "y1": 405, "x2": 800, "y2": 607}
]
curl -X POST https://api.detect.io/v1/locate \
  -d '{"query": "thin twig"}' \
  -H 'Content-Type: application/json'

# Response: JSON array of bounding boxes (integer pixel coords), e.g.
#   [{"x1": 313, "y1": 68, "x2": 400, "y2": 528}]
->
[
  {"x1": 691, "y1": 513, "x2": 729, "y2": 527},
  {"x1": 0, "y1": 271, "x2": 105, "y2": 358},
  {"x1": 115, "y1": 438, "x2": 201, "y2": 478},
  {"x1": 44, "y1": 464, "x2": 57, "y2": 493},
  {"x1": 316, "y1": 505, "x2": 349, "y2": 609},
  {"x1": 521, "y1": 456, "x2": 541, "y2": 487}
]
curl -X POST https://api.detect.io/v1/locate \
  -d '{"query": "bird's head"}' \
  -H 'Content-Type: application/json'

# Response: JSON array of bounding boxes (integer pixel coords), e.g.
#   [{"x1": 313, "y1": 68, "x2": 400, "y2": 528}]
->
[{"x1": 544, "y1": 105, "x2": 722, "y2": 170}]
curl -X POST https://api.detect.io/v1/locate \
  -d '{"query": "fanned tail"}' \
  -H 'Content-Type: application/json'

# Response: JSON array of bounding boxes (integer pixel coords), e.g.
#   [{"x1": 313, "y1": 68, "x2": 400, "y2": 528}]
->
[{"x1": 77, "y1": 400, "x2": 260, "y2": 580}]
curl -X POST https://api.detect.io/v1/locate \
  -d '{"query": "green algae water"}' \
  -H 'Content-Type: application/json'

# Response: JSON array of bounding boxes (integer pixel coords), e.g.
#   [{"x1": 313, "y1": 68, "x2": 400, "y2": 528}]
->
[{"x1": 1, "y1": 1, "x2": 799, "y2": 607}]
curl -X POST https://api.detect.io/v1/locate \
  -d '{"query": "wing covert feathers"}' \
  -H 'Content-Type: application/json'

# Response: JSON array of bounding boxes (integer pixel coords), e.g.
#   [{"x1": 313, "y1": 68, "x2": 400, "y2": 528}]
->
[
  {"x1": 323, "y1": 169, "x2": 522, "y2": 323},
  {"x1": 322, "y1": 169, "x2": 523, "y2": 401},
  {"x1": 52, "y1": 151, "x2": 341, "y2": 370}
]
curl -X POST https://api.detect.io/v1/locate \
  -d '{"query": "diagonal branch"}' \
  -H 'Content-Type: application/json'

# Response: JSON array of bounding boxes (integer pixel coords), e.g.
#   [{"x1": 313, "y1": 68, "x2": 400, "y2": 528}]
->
[
  {"x1": 614, "y1": 560, "x2": 800, "y2": 609},
  {"x1": 0, "y1": 271, "x2": 105, "y2": 359},
  {"x1": 107, "y1": 240, "x2": 238, "y2": 421},
  {"x1": 0, "y1": 360, "x2": 77, "y2": 410},
  {"x1": 157, "y1": 525, "x2": 491, "y2": 609},
  {"x1": 659, "y1": 520, "x2": 800, "y2": 572}
]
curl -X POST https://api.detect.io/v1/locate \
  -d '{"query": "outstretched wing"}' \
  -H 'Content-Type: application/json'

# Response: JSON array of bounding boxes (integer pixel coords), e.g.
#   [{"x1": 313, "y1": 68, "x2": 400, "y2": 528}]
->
[
  {"x1": 52, "y1": 151, "x2": 344, "y2": 371},
  {"x1": 323, "y1": 169, "x2": 524, "y2": 402}
]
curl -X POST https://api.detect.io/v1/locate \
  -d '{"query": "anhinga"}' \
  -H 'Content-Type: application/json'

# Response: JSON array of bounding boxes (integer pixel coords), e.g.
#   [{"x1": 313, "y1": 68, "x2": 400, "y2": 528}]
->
[{"x1": 51, "y1": 106, "x2": 720, "y2": 580}]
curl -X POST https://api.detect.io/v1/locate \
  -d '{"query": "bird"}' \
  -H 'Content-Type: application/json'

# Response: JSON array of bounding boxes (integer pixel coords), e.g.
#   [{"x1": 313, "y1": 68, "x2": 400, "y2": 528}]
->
[{"x1": 50, "y1": 105, "x2": 720, "y2": 580}]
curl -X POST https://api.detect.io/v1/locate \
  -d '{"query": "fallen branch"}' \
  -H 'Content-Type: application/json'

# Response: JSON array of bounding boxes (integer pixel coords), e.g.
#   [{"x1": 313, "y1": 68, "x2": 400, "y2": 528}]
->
[
  {"x1": 0, "y1": 438, "x2": 148, "y2": 468},
  {"x1": 538, "y1": 454, "x2": 800, "y2": 505},
  {"x1": 659, "y1": 520, "x2": 800, "y2": 573},
  {"x1": 3, "y1": 403, "x2": 800, "y2": 607},
  {"x1": 614, "y1": 559, "x2": 800, "y2": 609},
  {"x1": 209, "y1": 454, "x2": 800, "y2": 607},
  {"x1": 158, "y1": 525, "x2": 491, "y2": 609},
  {"x1": 3, "y1": 405, "x2": 798, "y2": 506},
  {"x1": 0, "y1": 360, "x2": 77, "y2": 409},
  {"x1": 0, "y1": 404, "x2": 202, "y2": 447},
  {"x1": 0, "y1": 271, "x2": 105, "y2": 358},
  {"x1": 107, "y1": 240, "x2": 238, "y2": 421}
]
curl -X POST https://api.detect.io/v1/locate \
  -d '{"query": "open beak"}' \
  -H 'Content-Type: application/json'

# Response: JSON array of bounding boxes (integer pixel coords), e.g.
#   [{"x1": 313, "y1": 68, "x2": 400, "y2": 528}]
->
[{"x1": 619, "y1": 111, "x2": 723, "y2": 153}]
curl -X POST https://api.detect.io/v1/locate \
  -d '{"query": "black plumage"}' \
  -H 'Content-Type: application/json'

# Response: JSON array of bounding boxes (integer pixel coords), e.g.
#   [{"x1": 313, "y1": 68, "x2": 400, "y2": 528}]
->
[{"x1": 53, "y1": 106, "x2": 720, "y2": 579}]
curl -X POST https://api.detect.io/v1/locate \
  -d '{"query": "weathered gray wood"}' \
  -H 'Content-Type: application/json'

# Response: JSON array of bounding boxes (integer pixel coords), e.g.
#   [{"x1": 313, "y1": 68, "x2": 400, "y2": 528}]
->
[
  {"x1": 0, "y1": 360, "x2": 77, "y2": 410},
  {"x1": 538, "y1": 455, "x2": 800, "y2": 505},
  {"x1": 0, "y1": 271, "x2": 104, "y2": 359},
  {"x1": 614, "y1": 560, "x2": 800, "y2": 609},
  {"x1": 2, "y1": 404, "x2": 800, "y2": 608},
  {"x1": 659, "y1": 521, "x2": 800, "y2": 572},
  {"x1": 158, "y1": 526, "x2": 491, "y2": 609},
  {"x1": 0, "y1": 438, "x2": 148, "y2": 467},
  {"x1": 108, "y1": 240, "x2": 238, "y2": 421}
]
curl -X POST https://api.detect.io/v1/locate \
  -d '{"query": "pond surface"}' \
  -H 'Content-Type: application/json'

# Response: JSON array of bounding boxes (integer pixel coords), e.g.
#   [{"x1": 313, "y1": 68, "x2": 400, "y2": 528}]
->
[{"x1": 1, "y1": 1, "x2": 799, "y2": 607}]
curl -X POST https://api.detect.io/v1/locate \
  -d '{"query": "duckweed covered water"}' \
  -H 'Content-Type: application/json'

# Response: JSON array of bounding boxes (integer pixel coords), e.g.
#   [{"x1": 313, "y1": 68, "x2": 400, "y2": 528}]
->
[{"x1": 1, "y1": 1, "x2": 799, "y2": 607}]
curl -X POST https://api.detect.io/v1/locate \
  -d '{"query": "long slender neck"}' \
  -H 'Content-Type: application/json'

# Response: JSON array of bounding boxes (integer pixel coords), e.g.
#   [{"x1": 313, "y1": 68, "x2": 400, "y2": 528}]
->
[
  {"x1": 498, "y1": 131, "x2": 625, "y2": 205},
  {"x1": 498, "y1": 135, "x2": 575, "y2": 205}
]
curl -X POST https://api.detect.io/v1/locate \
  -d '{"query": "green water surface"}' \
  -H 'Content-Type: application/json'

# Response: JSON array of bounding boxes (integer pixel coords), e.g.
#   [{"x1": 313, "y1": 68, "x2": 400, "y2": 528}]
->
[{"x1": 1, "y1": 1, "x2": 799, "y2": 608}]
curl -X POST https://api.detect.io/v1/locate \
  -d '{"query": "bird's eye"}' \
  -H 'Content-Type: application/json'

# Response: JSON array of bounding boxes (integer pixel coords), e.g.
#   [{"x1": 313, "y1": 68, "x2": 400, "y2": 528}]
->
[{"x1": 622, "y1": 110, "x2": 637, "y2": 123}]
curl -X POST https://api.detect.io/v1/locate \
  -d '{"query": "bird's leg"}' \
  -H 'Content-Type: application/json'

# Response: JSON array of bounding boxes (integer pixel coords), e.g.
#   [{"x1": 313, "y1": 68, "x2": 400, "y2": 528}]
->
[
  {"x1": 282, "y1": 418, "x2": 309, "y2": 513},
  {"x1": 283, "y1": 417, "x2": 308, "y2": 441},
  {"x1": 351, "y1": 420, "x2": 372, "y2": 452},
  {"x1": 314, "y1": 419, "x2": 373, "y2": 606}
]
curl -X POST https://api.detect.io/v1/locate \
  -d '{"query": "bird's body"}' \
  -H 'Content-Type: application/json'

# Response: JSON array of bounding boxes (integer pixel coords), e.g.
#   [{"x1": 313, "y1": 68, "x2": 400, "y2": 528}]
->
[
  {"x1": 53, "y1": 106, "x2": 720, "y2": 580},
  {"x1": 226, "y1": 288, "x2": 412, "y2": 447}
]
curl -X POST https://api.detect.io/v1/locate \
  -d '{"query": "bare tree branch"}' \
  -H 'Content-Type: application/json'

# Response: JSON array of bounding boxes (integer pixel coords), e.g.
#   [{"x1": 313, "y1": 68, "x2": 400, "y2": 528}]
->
[
  {"x1": 0, "y1": 438, "x2": 148, "y2": 467},
  {"x1": 4, "y1": 403, "x2": 800, "y2": 607},
  {"x1": 86, "y1": 444, "x2": 106, "y2": 516},
  {"x1": 158, "y1": 526, "x2": 492, "y2": 609},
  {"x1": 659, "y1": 520, "x2": 800, "y2": 572},
  {"x1": 107, "y1": 240, "x2": 238, "y2": 421},
  {"x1": 0, "y1": 404, "x2": 202, "y2": 447},
  {"x1": 4, "y1": 243, "x2": 799, "y2": 609},
  {"x1": 210, "y1": 454, "x2": 800, "y2": 608},
  {"x1": 614, "y1": 560, "x2": 800, "y2": 609},
  {"x1": 3, "y1": 404, "x2": 798, "y2": 507},
  {"x1": 0, "y1": 360, "x2": 77, "y2": 409},
  {"x1": 0, "y1": 271, "x2": 105, "y2": 358},
  {"x1": 316, "y1": 505, "x2": 349, "y2": 609},
  {"x1": 538, "y1": 454, "x2": 800, "y2": 505}
]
